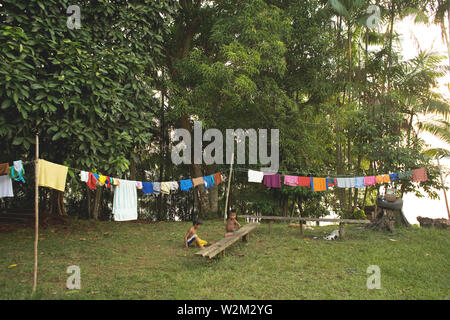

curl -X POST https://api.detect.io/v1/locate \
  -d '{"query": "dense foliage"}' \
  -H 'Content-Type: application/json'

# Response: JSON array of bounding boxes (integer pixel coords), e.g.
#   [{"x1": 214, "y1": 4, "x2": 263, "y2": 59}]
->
[{"x1": 0, "y1": 0, "x2": 448, "y2": 220}]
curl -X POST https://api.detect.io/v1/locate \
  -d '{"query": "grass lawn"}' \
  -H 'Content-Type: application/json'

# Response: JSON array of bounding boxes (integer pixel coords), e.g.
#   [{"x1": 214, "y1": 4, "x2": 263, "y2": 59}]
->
[{"x1": 0, "y1": 218, "x2": 448, "y2": 299}]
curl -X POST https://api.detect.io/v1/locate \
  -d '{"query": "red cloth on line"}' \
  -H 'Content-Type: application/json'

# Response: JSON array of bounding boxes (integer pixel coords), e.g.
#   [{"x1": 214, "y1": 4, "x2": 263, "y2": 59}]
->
[
  {"x1": 412, "y1": 168, "x2": 428, "y2": 182},
  {"x1": 213, "y1": 172, "x2": 222, "y2": 185},
  {"x1": 298, "y1": 176, "x2": 311, "y2": 187},
  {"x1": 87, "y1": 172, "x2": 97, "y2": 190},
  {"x1": 105, "y1": 176, "x2": 111, "y2": 189}
]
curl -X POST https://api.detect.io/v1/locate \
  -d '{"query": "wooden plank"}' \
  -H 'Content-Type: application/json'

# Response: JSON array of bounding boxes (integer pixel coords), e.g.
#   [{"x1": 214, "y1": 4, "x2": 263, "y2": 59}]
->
[
  {"x1": 195, "y1": 223, "x2": 259, "y2": 258},
  {"x1": 240, "y1": 215, "x2": 369, "y2": 224}
]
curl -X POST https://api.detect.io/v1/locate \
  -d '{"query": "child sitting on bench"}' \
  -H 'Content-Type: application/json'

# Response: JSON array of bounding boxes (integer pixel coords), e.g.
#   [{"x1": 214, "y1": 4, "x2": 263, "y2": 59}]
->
[
  {"x1": 224, "y1": 208, "x2": 241, "y2": 237},
  {"x1": 184, "y1": 219, "x2": 214, "y2": 249}
]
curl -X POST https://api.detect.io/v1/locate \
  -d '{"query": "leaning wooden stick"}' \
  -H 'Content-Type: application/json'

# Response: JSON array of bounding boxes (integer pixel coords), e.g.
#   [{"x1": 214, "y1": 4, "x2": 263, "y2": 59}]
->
[
  {"x1": 32, "y1": 135, "x2": 39, "y2": 293},
  {"x1": 224, "y1": 148, "x2": 234, "y2": 225}
]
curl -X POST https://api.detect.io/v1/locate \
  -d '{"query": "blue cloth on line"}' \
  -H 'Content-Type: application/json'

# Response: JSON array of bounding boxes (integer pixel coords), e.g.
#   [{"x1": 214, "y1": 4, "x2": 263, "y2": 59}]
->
[
  {"x1": 203, "y1": 175, "x2": 215, "y2": 189},
  {"x1": 389, "y1": 173, "x2": 399, "y2": 181},
  {"x1": 142, "y1": 182, "x2": 153, "y2": 194},
  {"x1": 93, "y1": 173, "x2": 100, "y2": 180},
  {"x1": 354, "y1": 177, "x2": 365, "y2": 189},
  {"x1": 180, "y1": 179, "x2": 193, "y2": 191}
]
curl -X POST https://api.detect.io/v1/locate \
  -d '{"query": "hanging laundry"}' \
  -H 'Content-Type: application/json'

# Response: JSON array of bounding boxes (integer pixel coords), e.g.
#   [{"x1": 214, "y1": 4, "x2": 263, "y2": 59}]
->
[
  {"x1": 375, "y1": 175, "x2": 384, "y2": 183},
  {"x1": 136, "y1": 181, "x2": 143, "y2": 189},
  {"x1": 248, "y1": 170, "x2": 264, "y2": 183},
  {"x1": 180, "y1": 179, "x2": 193, "y2": 191},
  {"x1": 112, "y1": 179, "x2": 138, "y2": 221},
  {"x1": 311, "y1": 177, "x2": 327, "y2": 191},
  {"x1": 192, "y1": 177, "x2": 205, "y2": 187},
  {"x1": 153, "y1": 182, "x2": 161, "y2": 195},
  {"x1": 298, "y1": 176, "x2": 311, "y2": 187},
  {"x1": 113, "y1": 178, "x2": 120, "y2": 186},
  {"x1": 79, "y1": 171, "x2": 89, "y2": 182},
  {"x1": 0, "y1": 175, "x2": 14, "y2": 198},
  {"x1": 263, "y1": 174, "x2": 281, "y2": 188},
  {"x1": 326, "y1": 177, "x2": 337, "y2": 187},
  {"x1": 38, "y1": 159, "x2": 68, "y2": 192},
  {"x1": 284, "y1": 175, "x2": 299, "y2": 187},
  {"x1": 86, "y1": 172, "x2": 97, "y2": 190},
  {"x1": 203, "y1": 175, "x2": 215, "y2": 189},
  {"x1": 98, "y1": 175, "x2": 107, "y2": 185},
  {"x1": 389, "y1": 173, "x2": 399, "y2": 181},
  {"x1": 105, "y1": 177, "x2": 111, "y2": 189},
  {"x1": 10, "y1": 160, "x2": 25, "y2": 183},
  {"x1": 0, "y1": 163, "x2": 9, "y2": 176},
  {"x1": 364, "y1": 176, "x2": 376, "y2": 186},
  {"x1": 142, "y1": 182, "x2": 153, "y2": 194},
  {"x1": 381, "y1": 174, "x2": 390, "y2": 183},
  {"x1": 169, "y1": 181, "x2": 179, "y2": 192},
  {"x1": 336, "y1": 177, "x2": 355, "y2": 188},
  {"x1": 412, "y1": 168, "x2": 428, "y2": 182},
  {"x1": 398, "y1": 170, "x2": 413, "y2": 180},
  {"x1": 161, "y1": 182, "x2": 171, "y2": 194},
  {"x1": 354, "y1": 177, "x2": 365, "y2": 189},
  {"x1": 213, "y1": 172, "x2": 222, "y2": 185}
]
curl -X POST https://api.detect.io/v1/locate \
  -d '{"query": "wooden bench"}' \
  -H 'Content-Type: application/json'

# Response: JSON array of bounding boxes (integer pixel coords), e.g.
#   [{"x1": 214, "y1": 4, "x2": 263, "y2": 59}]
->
[
  {"x1": 195, "y1": 223, "x2": 259, "y2": 259},
  {"x1": 240, "y1": 215, "x2": 370, "y2": 239}
]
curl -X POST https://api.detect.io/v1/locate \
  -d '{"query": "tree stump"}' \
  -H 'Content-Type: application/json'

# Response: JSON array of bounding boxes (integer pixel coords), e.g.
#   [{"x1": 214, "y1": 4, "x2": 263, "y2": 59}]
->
[
  {"x1": 366, "y1": 207, "x2": 409, "y2": 232},
  {"x1": 417, "y1": 217, "x2": 450, "y2": 229}
]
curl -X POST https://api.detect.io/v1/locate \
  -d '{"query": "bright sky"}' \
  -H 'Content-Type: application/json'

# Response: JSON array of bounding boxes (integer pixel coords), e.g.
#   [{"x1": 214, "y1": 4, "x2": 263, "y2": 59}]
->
[{"x1": 396, "y1": 16, "x2": 449, "y2": 223}]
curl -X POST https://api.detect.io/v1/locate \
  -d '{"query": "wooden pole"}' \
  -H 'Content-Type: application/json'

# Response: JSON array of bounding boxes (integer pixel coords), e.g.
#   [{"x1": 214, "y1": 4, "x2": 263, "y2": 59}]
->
[
  {"x1": 224, "y1": 148, "x2": 234, "y2": 225},
  {"x1": 437, "y1": 158, "x2": 450, "y2": 220},
  {"x1": 32, "y1": 135, "x2": 39, "y2": 293}
]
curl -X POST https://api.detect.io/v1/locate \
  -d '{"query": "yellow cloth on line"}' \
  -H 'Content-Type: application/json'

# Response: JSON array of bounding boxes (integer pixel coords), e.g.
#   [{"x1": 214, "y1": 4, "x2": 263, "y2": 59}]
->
[
  {"x1": 161, "y1": 182, "x2": 171, "y2": 195},
  {"x1": 98, "y1": 175, "x2": 107, "y2": 185},
  {"x1": 38, "y1": 159, "x2": 68, "y2": 192}
]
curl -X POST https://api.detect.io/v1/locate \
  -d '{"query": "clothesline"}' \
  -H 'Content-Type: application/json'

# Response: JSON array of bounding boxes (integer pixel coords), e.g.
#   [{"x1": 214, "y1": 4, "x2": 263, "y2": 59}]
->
[
  {"x1": 232, "y1": 167, "x2": 414, "y2": 178},
  {"x1": 14, "y1": 160, "x2": 427, "y2": 185}
]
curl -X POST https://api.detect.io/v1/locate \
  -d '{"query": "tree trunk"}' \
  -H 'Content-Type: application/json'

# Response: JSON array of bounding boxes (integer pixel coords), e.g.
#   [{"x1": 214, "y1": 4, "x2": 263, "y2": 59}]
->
[
  {"x1": 49, "y1": 190, "x2": 67, "y2": 216},
  {"x1": 180, "y1": 115, "x2": 212, "y2": 217},
  {"x1": 366, "y1": 207, "x2": 409, "y2": 232},
  {"x1": 92, "y1": 187, "x2": 102, "y2": 220}
]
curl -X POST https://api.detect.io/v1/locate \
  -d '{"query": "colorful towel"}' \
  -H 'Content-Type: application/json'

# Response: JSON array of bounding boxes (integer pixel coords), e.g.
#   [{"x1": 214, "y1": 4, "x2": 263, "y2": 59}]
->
[
  {"x1": 38, "y1": 159, "x2": 68, "y2": 192},
  {"x1": 180, "y1": 179, "x2": 193, "y2": 191},
  {"x1": 263, "y1": 174, "x2": 281, "y2": 188},
  {"x1": 298, "y1": 176, "x2": 311, "y2": 187},
  {"x1": 412, "y1": 168, "x2": 428, "y2": 182},
  {"x1": 364, "y1": 176, "x2": 376, "y2": 186},
  {"x1": 311, "y1": 177, "x2": 327, "y2": 191},
  {"x1": 284, "y1": 175, "x2": 299, "y2": 186},
  {"x1": 142, "y1": 182, "x2": 153, "y2": 194}
]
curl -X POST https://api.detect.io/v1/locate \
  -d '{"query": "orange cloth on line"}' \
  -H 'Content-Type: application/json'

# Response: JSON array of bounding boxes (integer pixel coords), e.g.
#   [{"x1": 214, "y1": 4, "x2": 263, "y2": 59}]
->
[
  {"x1": 213, "y1": 172, "x2": 222, "y2": 185},
  {"x1": 376, "y1": 175, "x2": 390, "y2": 183},
  {"x1": 38, "y1": 159, "x2": 68, "y2": 192},
  {"x1": 0, "y1": 163, "x2": 9, "y2": 176},
  {"x1": 192, "y1": 177, "x2": 205, "y2": 187},
  {"x1": 412, "y1": 168, "x2": 428, "y2": 182},
  {"x1": 312, "y1": 177, "x2": 327, "y2": 192}
]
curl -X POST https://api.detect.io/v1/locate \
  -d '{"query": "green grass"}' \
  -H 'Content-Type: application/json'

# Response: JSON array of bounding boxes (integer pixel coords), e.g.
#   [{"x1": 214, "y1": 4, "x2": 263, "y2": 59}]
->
[{"x1": 0, "y1": 218, "x2": 449, "y2": 299}]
